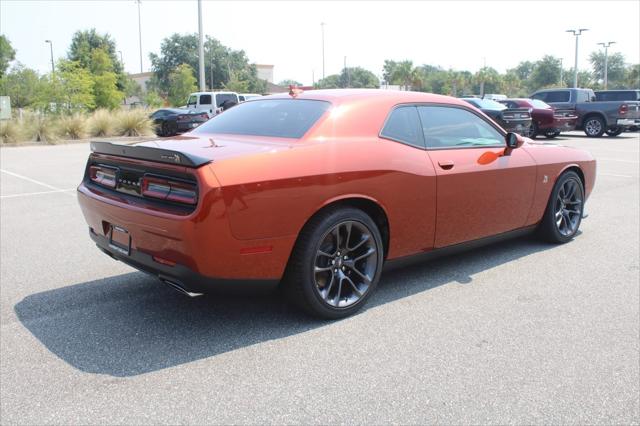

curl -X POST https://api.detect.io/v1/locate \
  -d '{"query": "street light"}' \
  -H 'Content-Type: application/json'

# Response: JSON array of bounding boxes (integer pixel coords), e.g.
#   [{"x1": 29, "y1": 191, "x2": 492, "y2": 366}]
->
[
  {"x1": 197, "y1": 0, "x2": 205, "y2": 91},
  {"x1": 566, "y1": 28, "x2": 588, "y2": 88},
  {"x1": 118, "y1": 50, "x2": 124, "y2": 68},
  {"x1": 136, "y1": 0, "x2": 143, "y2": 73},
  {"x1": 320, "y1": 22, "x2": 326, "y2": 80},
  {"x1": 597, "y1": 41, "x2": 616, "y2": 90},
  {"x1": 44, "y1": 40, "x2": 54, "y2": 74}
]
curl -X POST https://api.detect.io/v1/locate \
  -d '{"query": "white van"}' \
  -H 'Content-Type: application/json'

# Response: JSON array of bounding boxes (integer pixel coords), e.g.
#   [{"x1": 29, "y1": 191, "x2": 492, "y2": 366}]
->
[{"x1": 186, "y1": 91, "x2": 239, "y2": 117}]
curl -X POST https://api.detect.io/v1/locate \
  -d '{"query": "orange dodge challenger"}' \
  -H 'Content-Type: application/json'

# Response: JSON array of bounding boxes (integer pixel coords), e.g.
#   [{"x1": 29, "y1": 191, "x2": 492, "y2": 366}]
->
[{"x1": 78, "y1": 90, "x2": 596, "y2": 318}]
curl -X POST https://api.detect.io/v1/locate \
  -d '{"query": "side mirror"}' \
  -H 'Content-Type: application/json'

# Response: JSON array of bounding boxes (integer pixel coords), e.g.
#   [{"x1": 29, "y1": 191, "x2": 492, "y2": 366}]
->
[{"x1": 505, "y1": 132, "x2": 524, "y2": 154}]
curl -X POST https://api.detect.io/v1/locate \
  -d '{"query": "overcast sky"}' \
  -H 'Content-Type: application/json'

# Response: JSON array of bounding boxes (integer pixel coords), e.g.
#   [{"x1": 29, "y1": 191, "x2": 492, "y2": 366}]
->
[{"x1": 1, "y1": 0, "x2": 639, "y2": 85}]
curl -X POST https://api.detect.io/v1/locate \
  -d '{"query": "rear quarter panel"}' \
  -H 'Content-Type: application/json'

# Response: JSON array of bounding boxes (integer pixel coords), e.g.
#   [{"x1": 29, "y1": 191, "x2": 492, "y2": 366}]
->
[{"x1": 522, "y1": 143, "x2": 596, "y2": 225}]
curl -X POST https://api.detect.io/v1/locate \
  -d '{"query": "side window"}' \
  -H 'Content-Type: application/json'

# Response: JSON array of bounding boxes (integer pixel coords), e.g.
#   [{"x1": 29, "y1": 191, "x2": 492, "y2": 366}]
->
[
  {"x1": 380, "y1": 106, "x2": 424, "y2": 149},
  {"x1": 531, "y1": 92, "x2": 546, "y2": 101},
  {"x1": 199, "y1": 94, "x2": 212, "y2": 105},
  {"x1": 546, "y1": 91, "x2": 570, "y2": 103},
  {"x1": 151, "y1": 110, "x2": 164, "y2": 119},
  {"x1": 418, "y1": 106, "x2": 504, "y2": 148},
  {"x1": 187, "y1": 95, "x2": 197, "y2": 106}
]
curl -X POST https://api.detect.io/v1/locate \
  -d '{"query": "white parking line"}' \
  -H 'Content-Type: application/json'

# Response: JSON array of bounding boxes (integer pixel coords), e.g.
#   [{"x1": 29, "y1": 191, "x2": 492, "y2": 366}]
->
[
  {"x1": 0, "y1": 169, "x2": 75, "y2": 197},
  {"x1": 599, "y1": 173, "x2": 635, "y2": 178},
  {"x1": 1, "y1": 189, "x2": 76, "y2": 199},
  {"x1": 598, "y1": 158, "x2": 640, "y2": 164}
]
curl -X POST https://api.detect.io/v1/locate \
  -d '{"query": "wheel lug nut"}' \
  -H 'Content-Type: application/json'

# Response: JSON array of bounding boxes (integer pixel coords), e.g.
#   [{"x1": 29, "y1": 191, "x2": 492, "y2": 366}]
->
[{"x1": 342, "y1": 266, "x2": 345, "y2": 271}]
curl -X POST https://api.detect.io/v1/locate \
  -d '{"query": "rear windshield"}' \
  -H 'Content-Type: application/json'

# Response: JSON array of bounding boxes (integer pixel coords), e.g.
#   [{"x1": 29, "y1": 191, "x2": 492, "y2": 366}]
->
[
  {"x1": 215, "y1": 93, "x2": 238, "y2": 107},
  {"x1": 194, "y1": 99, "x2": 331, "y2": 139}
]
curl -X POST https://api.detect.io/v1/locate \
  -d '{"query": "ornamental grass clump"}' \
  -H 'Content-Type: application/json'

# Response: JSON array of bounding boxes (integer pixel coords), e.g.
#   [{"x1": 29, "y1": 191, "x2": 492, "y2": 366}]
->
[
  {"x1": 24, "y1": 114, "x2": 58, "y2": 144},
  {"x1": 57, "y1": 113, "x2": 88, "y2": 140},
  {"x1": 88, "y1": 109, "x2": 115, "y2": 137},
  {"x1": 115, "y1": 109, "x2": 153, "y2": 137},
  {"x1": 0, "y1": 120, "x2": 23, "y2": 144}
]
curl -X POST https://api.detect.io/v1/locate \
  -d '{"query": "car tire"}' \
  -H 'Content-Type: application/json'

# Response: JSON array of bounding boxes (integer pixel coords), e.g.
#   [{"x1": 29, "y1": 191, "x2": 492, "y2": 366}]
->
[
  {"x1": 167, "y1": 121, "x2": 178, "y2": 136},
  {"x1": 284, "y1": 206, "x2": 384, "y2": 319},
  {"x1": 583, "y1": 116, "x2": 605, "y2": 137},
  {"x1": 160, "y1": 121, "x2": 170, "y2": 137},
  {"x1": 606, "y1": 127, "x2": 623, "y2": 137},
  {"x1": 537, "y1": 170, "x2": 584, "y2": 244},
  {"x1": 529, "y1": 122, "x2": 538, "y2": 139}
]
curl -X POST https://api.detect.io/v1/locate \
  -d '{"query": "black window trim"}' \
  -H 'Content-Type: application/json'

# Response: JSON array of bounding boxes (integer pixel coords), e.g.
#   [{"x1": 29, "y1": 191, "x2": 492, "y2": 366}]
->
[{"x1": 379, "y1": 102, "x2": 507, "y2": 151}]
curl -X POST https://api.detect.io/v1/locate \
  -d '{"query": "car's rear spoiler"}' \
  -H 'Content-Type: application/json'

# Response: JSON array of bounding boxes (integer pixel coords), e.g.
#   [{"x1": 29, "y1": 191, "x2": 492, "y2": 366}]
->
[{"x1": 90, "y1": 141, "x2": 211, "y2": 168}]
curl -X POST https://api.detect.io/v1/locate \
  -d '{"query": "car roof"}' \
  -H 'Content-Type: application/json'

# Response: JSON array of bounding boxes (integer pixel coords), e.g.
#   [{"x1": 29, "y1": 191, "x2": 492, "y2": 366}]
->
[{"x1": 265, "y1": 89, "x2": 470, "y2": 108}]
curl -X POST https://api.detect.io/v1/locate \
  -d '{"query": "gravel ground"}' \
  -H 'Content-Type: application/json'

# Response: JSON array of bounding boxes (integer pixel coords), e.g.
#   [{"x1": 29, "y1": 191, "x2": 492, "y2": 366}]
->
[{"x1": 1, "y1": 132, "x2": 638, "y2": 424}]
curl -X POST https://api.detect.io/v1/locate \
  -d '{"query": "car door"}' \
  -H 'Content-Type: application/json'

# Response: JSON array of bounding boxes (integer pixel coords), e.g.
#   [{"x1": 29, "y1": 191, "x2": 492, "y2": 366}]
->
[
  {"x1": 418, "y1": 105, "x2": 537, "y2": 248},
  {"x1": 198, "y1": 94, "x2": 214, "y2": 116}
]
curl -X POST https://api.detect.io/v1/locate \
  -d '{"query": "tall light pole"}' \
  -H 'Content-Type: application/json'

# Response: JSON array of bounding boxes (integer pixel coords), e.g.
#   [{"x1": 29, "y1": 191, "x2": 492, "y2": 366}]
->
[
  {"x1": 566, "y1": 28, "x2": 588, "y2": 88},
  {"x1": 44, "y1": 40, "x2": 54, "y2": 74},
  {"x1": 118, "y1": 50, "x2": 124, "y2": 68},
  {"x1": 136, "y1": 0, "x2": 143, "y2": 73},
  {"x1": 197, "y1": 0, "x2": 205, "y2": 91},
  {"x1": 597, "y1": 41, "x2": 616, "y2": 90},
  {"x1": 320, "y1": 22, "x2": 326, "y2": 80}
]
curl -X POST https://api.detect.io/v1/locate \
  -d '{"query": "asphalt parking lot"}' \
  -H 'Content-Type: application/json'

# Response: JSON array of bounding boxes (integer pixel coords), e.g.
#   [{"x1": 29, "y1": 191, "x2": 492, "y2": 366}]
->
[{"x1": 1, "y1": 132, "x2": 638, "y2": 424}]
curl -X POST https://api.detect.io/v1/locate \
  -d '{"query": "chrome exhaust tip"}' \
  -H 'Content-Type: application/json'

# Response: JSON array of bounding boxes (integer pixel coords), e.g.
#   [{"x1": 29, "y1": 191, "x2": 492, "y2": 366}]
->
[{"x1": 159, "y1": 277, "x2": 204, "y2": 298}]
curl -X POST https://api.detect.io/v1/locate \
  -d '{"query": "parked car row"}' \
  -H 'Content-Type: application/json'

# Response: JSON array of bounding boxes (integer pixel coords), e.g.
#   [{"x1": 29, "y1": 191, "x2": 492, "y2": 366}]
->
[
  {"x1": 153, "y1": 91, "x2": 266, "y2": 137},
  {"x1": 530, "y1": 88, "x2": 640, "y2": 137}
]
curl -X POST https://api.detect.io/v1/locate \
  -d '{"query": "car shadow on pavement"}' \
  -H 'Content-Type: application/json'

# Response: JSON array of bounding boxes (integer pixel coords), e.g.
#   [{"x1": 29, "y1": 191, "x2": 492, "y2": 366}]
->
[{"x1": 14, "y1": 235, "x2": 553, "y2": 377}]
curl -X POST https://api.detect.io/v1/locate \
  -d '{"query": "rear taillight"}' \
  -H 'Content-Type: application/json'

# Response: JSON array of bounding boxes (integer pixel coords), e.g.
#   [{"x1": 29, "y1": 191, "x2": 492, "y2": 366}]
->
[
  {"x1": 89, "y1": 165, "x2": 117, "y2": 188},
  {"x1": 141, "y1": 175, "x2": 197, "y2": 205},
  {"x1": 619, "y1": 104, "x2": 628, "y2": 115},
  {"x1": 201, "y1": 113, "x2": 209, "y2": 120}
]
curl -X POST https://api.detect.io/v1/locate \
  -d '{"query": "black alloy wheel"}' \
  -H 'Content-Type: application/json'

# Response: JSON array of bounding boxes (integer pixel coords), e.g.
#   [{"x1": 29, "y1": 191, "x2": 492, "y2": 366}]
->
[
  {"x1": 538, "y1": 171, "x2": 584, "y2": 243},
  {"x1": 285, "y1": 207, "x2": 384, "y2": 319}
]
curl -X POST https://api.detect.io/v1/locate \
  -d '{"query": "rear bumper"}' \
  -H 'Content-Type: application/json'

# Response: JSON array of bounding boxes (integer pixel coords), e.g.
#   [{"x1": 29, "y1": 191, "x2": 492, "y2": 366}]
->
[
  {"x1": 501, "y1": 119, "x2": 532, "y2": 134},
  {"x1": 617, "y1": 118, "x2": 640, "y2": 127},
  {"x1": 89, "y1": 228, "x2": 278, "y2": 295}
]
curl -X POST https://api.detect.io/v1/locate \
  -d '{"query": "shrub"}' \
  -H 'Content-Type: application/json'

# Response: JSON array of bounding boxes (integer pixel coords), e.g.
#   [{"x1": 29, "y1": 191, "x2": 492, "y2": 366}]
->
[
  {"x1": 115, "y1": 109, "x2": 153, "y2": 137},
  {"x1": 23, "y1": 114, "x2": 58, "y2": 144},
  {"x1": 0, "y1": 120, "x2": 23, "y2": 144},
  {"x1": 88, "y1": 109, "x2": 115, "y2": 137},
  {"x1": 57, "y1": 113, "x2": 87, "y2": 140}
]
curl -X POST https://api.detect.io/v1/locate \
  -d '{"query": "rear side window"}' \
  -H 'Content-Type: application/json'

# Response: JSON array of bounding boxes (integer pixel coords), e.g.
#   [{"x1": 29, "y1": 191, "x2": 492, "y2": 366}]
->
[
  {"x1": 576, "y1": 90, "x2": 591, "y2": 103},
  {"x1": 418, "y1": 106, "x2": 504, "y2": 148},
  {"x1": 199, "y1": 94, "x2": 212, "y2": 105},
  {"x1": 596, "y1": 91, "x2": 640, "y2": 101},
  {"x1": 194, "y1": 99, "x2": 330, "y2": 139},
  {"x1": 545, "y1": 91, "x2": 570, "y2": 102},
  {"x1": 380, "y1": 106, "x2": 424, "y2": 149}
]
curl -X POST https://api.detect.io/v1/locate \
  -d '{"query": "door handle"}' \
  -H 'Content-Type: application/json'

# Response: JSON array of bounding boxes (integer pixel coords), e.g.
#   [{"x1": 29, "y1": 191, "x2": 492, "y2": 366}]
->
[{"x1": 438, "y1": 160, "x2": 454, "y2": 170}]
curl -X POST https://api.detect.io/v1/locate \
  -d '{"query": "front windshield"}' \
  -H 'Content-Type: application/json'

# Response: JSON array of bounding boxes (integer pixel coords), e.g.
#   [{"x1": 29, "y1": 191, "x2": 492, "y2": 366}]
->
[{"x1": 194, "y1": 99, "x2": 331, "y2": 139}]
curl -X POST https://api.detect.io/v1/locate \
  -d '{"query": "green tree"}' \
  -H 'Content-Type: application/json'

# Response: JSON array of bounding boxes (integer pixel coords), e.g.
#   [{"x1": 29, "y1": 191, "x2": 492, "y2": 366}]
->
[
  {"x1": 589, "y1": 51, "x2": 626, "y2": 89},
  {"x1": 278, "y1": 79, "x2": 302, "y2": 86},
  {"x1": 0, "y1": 35, "x2": 16, "y2": 78},
  {"x1": 150, "y1": 33, "x2": 264, "y2": 94},
  {"x1": 0, "y1": 64, "x2": 41, "y2": 108},
  {"x1": 474, "y1": 67, "x2": 501, "y2": 96},
  {"x1": 510, "y1": 61, "x2": 535, "y2": 81},
  {"x1": 315, "y1": 74, "x2": 341, "y2": 89},
  {"x1": 68, "y1": 29, "x2": 125, "y2": 89},
  {"x1": 529, "y1": 56, "x2": 562, "y2": 92},
  {"x1": 625, "y1": 64, "x2": 640, "y2": 88},
  {"x1": 167, "y1": 64, "x2": 197, "y2": 106},
  {"x1": 339, "y1": 67, "x2": 379, "y2": 88},
  {"x1": 90, "y1": 48, "x2": 123, "y2": 109},
  {"x1": 39, "y1": 60, "x2": 95, "y2": 113}
]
